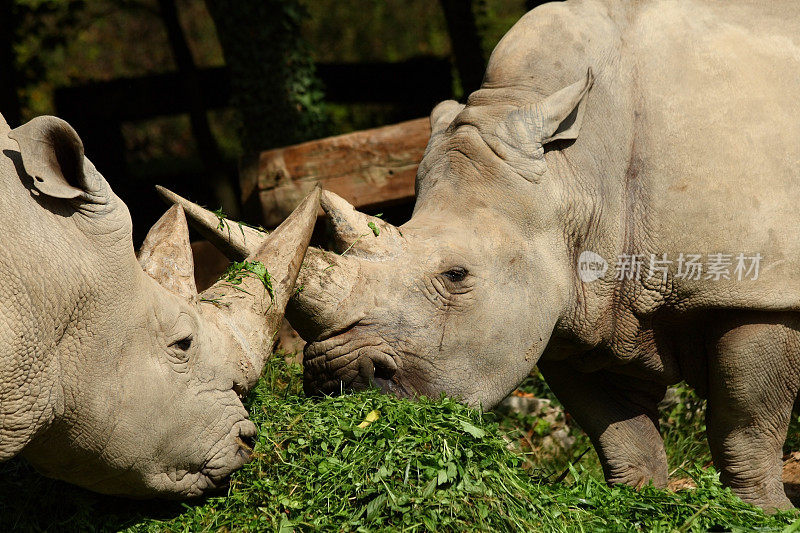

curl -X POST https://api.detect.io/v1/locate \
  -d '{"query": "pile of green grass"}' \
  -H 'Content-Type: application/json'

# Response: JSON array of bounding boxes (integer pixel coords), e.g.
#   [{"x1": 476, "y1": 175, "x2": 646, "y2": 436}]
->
[{"x1": 1, "y1": 357, "x2": 798, "y2": 531}]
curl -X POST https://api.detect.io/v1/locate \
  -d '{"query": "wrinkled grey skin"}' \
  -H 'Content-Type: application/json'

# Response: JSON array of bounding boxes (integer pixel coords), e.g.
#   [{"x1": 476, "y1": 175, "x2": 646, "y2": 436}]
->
[
  {"x1": 283, "y1": 0, "x2": 800, "y2": 510},
  {"x1": 0, "y1": 113, "x2": 317, "y2": 497}
]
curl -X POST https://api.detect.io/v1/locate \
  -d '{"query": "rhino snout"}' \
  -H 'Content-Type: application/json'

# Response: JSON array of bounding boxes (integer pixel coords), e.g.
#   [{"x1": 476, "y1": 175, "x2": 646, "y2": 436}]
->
[
  {"x1": 198, "y1": 418, "x2": 257, "y2": 489},
  {"x1": 158, "y1": 416, "x2": 257, "y2": 499},
  {"x1": 303, "y1": 332, "x2": 401, "y2": 397}
]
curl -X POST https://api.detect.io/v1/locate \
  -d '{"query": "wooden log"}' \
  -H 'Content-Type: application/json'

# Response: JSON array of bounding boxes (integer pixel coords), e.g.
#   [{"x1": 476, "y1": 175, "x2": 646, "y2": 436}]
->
[{"x1": 243, "y1": 117, "x2": 431, "y2": 227}]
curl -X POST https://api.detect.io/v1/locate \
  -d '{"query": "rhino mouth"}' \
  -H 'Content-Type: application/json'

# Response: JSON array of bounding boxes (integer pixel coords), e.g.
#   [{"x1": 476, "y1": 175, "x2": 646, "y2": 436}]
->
[
  {"x1": 371, "y1": 376, "x2": 415, "y2": 398},
  {"x1": 198, "y1": 419, "x2": 257, "y2": 487},
  {"x1": 157, "y1": 418, "x2": 257, "y2": 499},
  {"x1": 303, "y1": 330, "x2": 410, "y2": 397}
]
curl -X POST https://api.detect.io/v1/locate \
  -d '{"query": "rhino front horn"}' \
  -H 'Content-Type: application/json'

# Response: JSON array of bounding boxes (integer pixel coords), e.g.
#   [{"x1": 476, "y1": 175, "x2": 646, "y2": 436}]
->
[
  {"x1": 199, "y1": 188, "x2": 320, "y2": 391},
  {"x1": 321, "y1": 190, "x2": 403, "y2": 260}
]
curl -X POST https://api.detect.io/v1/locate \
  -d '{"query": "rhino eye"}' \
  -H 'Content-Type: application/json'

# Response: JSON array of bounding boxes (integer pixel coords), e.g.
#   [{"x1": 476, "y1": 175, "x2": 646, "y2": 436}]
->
[
  {"x1": 171, "y1": 336, "x2": 193, "y2": 351},
  {"x1": 442, "y1": 267, "x2": 468, "y2": 282}
]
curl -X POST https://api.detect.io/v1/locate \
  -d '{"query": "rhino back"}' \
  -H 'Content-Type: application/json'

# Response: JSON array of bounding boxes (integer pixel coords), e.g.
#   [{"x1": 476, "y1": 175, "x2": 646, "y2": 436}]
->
[
  {"x1": 622, "y1": 1, "x2": 800, "y2": 311},
  {"x1": 488, "y1": 0, "x2": 800, "y2": 312}
]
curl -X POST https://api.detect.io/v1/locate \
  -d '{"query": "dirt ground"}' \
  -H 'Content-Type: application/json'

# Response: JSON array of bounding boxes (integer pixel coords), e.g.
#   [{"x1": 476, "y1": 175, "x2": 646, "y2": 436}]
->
[{"x1": 783, "y1": 452, "x2": 800, "y2": 505}]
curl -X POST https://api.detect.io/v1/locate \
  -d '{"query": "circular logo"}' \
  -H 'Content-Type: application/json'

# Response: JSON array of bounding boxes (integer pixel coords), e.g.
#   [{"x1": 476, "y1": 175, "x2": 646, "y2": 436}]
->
[{"x1": 577, "y1": 251, "x2": 608, "y2": 283}]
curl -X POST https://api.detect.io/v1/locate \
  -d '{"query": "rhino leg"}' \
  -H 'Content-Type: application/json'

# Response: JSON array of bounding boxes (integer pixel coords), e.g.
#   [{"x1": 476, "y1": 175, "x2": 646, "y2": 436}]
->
[
  {"x1": 539, "y1": 360, "x2": 668, "y2": 489},
  {"x1": 706, "y1": 312, "x2": 800, "y2": 511}
]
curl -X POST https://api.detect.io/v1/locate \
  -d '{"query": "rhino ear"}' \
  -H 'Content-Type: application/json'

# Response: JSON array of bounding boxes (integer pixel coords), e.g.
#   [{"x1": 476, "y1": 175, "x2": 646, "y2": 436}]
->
[
  {"x1": 539, "y1": 67, "x2": 594, "y2": 145},
  {"x1": 430, "y1": 100, "x2": 465, "y2": 136},
  {"x1": 138, "y1": 204, "x2": 198, "y2": 298},
  {"x1": 8, "y1": 116, "x2": 89, "y2": 199},
  {"x1": 494, "y1": 69, "x2": 593, "y2": 177}
]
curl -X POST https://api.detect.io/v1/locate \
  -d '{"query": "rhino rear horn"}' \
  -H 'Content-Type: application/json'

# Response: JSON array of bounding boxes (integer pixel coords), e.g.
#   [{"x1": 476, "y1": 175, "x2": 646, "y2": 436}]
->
[
  {"x1": 138, "y1": 204, "x2": 198, "y2": 298},
  {"x1": 321, "y1": 190, "x2": 403, "y2": 260}
]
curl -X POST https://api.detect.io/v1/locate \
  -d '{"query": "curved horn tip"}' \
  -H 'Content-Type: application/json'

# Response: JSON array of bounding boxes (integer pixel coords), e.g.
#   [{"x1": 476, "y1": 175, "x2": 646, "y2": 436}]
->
[
  {"x1": 154, "y1": 185, "x2": 189, "y2": 210},
  {"x1": 319, "y1": 189, "x2": 356, "y2": 215},
  {"x1": 245, "y1": 187, "x2": 320, "y2": 313},
  {"x1": 154, "y1": 184, "x2": 173, "y2": 201},
  {"x1": 154, "y1": 185, "x2": 266, "y2": 260},
  {"x1": 200, "y1": 187, "x2": 321, "y2": 316},
  {"x1": 260, "y1": 186, "x2": 321, "y2": 246}
]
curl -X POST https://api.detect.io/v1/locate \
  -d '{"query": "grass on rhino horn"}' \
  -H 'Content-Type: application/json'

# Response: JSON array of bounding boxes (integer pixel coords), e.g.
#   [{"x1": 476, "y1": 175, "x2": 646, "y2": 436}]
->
[{"x1": 0, "y1": 356, "x2": 798, "y2": 532}]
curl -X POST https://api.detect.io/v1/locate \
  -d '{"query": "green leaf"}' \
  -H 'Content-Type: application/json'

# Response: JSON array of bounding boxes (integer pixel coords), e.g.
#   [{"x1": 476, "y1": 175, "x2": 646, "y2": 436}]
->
[
  {"x1": 446, "y1": 462, "x2": 457, "y2": 482},
  {"x1": 212, "y1": 207, "x2": 227, "y2": 230},
  {"x1": 279, "y1": 497, "x2": 302, "y2": 509},
  {"x1": 460, "y1": 420, "x2": 486, "y2": 439},
  {"x1": 422, "y1": 476, "x2": 437, "y2": 497},
  {"x1": 365, "y1": 494, "x2": 387, "y2": 521},
  {"x1": 367, "y1": 221, "x2": 380, "y2": 236},
  {"x1": 278, "y1": 515, "x2": 295, "y2": 533},
  {"x1": 218, "y1": 260, "x2": 275, "y2": 301}
]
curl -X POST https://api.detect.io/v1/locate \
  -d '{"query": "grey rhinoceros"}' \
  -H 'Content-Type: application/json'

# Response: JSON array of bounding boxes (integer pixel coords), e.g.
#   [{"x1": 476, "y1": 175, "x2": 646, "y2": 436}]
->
[
  {"x1": 0, "y1": 112, "x2": 318, "y2": 497},
  {"x1": 175, "y1": 0, "x2": 800, "y2": 509}
]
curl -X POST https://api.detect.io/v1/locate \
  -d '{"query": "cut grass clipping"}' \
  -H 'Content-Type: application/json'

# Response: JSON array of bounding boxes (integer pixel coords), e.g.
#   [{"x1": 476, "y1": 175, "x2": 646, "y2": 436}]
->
[
  {"x1": 220, "y1": 260, "x2": 275, "y2": 301},
  {"x1": 1, "y1": 357, "x2": 799, "y2": 531}
]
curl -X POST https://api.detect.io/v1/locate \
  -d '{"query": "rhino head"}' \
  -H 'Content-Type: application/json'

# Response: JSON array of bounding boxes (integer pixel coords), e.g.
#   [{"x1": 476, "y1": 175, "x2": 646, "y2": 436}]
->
[
  {"x1": 178, "y1": 69, "x2": 593, "y2": 410},
  {"x1": 283, "y1": 70, "x2": 595, "y2": 409},
  {"x1": 2, "y1": 116, "x2": 318, "y2": 497}
]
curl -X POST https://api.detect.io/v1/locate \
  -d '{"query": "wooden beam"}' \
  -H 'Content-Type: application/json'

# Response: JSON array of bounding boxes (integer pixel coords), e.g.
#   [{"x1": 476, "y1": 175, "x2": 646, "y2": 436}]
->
[{"x1": 244, "y1": 117, "x2": 431, "y2": 227}]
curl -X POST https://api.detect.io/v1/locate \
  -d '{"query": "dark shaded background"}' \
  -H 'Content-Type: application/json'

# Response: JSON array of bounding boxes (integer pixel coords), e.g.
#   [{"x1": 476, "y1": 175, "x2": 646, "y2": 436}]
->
[{"x1": 0, "y1": 0, "x2": 549, "y2": 244}]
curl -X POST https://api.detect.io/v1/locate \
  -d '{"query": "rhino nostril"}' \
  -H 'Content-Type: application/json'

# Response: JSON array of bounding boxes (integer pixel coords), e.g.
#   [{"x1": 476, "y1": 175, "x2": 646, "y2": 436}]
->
[
  {"x1": 232, "y1": 379, "x2": 248, "y2": 399},
  {"x1": 373, "y1": 356, "x2": 396, "y2": 380},
  {"x1": 235, "y1": 434, "x2": 255, "y2": 461}
]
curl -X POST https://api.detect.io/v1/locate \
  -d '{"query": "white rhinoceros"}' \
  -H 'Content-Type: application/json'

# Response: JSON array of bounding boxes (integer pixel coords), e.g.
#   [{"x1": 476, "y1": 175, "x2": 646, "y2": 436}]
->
[
  {"x1": 176, "y1": 0, "x2": 800, "y2": 510},
  {"x1": 0, "y1": 112, "x2": 319, "y2": 497}
]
